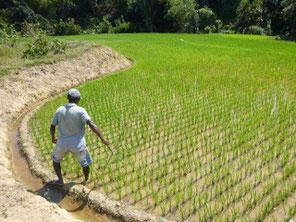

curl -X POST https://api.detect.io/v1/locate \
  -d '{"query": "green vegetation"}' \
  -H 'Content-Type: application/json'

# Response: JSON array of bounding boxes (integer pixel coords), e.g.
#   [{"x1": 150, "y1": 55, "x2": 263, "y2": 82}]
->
[
  {"x1": 0, "y1": 25, "x2": 77, "y2": 76},
  {"x1": 22, "y1": 32, "x2": 67, "y2": 58},
  {"x1": 0, "y1": 33, "x2": 96, "y2": 77},
  {"x1": 30, "y1": 33, "x2": 296, "y2": 221},
  {"x1": 1, "y1": 0, "x2": 296, "y2": 39}
]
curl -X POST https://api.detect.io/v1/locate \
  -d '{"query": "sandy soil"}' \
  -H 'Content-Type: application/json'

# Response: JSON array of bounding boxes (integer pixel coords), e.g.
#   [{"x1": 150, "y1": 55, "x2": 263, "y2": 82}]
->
[{"x1": 0, "y1": 44, "x2": 132, "y2": 221}]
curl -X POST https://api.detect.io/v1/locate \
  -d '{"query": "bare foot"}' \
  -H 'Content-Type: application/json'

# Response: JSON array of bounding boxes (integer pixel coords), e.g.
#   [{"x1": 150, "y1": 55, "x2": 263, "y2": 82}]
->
[
  {"x1": 81, "y1": 180, "x2": 88, "y2": 186},
  {"x1": 50, "y1": 180, "x2": 64, "y2": 187}
]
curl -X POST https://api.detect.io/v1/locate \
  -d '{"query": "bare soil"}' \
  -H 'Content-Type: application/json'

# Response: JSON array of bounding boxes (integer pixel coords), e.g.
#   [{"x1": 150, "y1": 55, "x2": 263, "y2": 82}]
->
[{"x1": 0, "y1": 44, "x2": 133, "y2": 221}]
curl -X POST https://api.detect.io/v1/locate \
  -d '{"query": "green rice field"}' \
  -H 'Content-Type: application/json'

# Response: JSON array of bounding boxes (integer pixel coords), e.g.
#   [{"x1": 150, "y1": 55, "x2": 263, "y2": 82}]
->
[{"x1": 30, "y1": 34, "x2": 296, "y2": 221}]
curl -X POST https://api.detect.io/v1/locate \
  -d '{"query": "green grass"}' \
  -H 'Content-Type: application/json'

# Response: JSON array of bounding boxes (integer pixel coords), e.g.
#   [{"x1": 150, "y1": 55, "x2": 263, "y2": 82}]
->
[
  {"x1": 30, "y1": 33, "x2": 296, "y2": 221},
  {"x1": 0, "y1": 40, "x2": 95, "y2": 78}
]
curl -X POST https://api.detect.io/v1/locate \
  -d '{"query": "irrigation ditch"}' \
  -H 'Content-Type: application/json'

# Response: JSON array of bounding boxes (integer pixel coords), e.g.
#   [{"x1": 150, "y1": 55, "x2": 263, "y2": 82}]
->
[{"x1": 1, "y1": 44, "x2": 169, "y2": 221}]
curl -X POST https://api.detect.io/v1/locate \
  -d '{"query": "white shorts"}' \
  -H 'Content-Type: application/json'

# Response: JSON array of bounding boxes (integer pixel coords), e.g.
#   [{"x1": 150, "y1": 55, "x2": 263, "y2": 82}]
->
[{"x1": 52, "y1": 146, "x2": 93, "y2": 168}]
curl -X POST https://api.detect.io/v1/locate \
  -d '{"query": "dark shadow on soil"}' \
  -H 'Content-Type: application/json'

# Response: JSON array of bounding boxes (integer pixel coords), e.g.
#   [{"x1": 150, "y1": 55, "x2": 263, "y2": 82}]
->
[
  {"x1": 31, "y1": 182, "x2": 115, "y2": 222},
  {"x1": 35, "y1": 182, "x2": 79, "y2": 204}
]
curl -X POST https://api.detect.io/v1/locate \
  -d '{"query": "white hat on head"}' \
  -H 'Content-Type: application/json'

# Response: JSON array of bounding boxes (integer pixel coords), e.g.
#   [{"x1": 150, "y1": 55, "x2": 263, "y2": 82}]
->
[{"x1": 68, "y1": 88, "x2": 82, "y2": 99}]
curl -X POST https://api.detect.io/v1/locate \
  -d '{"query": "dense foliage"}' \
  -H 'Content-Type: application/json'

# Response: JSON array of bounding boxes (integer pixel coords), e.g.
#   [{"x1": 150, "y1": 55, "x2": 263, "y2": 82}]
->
[{"x1": 0, "y1": 0, "x2": 295, "y2": 39}]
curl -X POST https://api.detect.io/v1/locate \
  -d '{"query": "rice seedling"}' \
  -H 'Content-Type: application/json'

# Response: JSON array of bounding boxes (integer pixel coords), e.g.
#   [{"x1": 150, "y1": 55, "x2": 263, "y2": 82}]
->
[{"x1": 29, "y1": 33, "x2": 296, "y2": 221}]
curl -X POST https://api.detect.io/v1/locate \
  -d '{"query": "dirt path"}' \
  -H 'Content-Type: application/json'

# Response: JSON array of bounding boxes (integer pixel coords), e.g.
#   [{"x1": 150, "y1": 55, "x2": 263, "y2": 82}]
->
[{"x1": 0, "y1": 44, "x2": 132, "y2": 221}]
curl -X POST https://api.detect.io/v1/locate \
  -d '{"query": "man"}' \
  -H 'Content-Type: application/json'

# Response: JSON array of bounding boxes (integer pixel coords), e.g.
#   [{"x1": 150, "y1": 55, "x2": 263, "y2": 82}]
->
[{"x1": 50, "y1": 88, "x2": 109, "y2": 186}]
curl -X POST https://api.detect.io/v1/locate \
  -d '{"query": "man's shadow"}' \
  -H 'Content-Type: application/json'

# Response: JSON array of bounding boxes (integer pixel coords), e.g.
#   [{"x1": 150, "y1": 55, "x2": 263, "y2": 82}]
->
[{"x1": 34, "y1": 182, "x2": 93, "y2": 213}]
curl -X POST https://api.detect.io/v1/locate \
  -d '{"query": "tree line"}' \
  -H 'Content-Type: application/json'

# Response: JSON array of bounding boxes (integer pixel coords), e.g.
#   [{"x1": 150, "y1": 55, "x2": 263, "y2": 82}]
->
[{"x1": 0, "y1": 0, "x2": 295, "y2": 40}]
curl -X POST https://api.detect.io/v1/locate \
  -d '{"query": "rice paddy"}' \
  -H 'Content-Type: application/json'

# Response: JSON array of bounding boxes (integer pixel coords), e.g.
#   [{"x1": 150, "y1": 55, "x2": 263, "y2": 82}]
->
[{"x1": 30, "y1": 33, "x2": 296, "y2": 221}]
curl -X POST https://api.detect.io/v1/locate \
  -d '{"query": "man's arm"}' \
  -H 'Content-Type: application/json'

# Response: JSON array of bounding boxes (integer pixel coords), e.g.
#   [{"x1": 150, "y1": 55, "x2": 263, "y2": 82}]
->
[
  {"x1": 86, "y1": 120, "x2": 109, "y2": 146},
  {"x1": 50, "y1": 125, "x2": 58, "y2": 144}
]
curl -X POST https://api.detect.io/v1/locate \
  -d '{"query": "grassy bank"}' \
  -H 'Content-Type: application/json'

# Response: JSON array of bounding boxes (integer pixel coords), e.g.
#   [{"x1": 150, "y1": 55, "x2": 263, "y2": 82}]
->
[{"x1": 0, "y1": 40, "x2": 96, "y2": 78}]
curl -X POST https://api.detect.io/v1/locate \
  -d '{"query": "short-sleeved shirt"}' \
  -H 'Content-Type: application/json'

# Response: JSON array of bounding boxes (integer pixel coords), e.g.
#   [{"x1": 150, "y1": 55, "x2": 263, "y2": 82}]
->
[{"x1": 51, "y1": 103, "x2": 91, "y2": 152}]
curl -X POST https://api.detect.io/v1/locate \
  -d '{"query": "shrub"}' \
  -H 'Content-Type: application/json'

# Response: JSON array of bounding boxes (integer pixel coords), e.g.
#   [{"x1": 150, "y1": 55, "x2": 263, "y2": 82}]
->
[
  {"x1": 223, "y1": 24, "x2": 230, "y2": 30},
  {"x1": 21, "y1": 31, "x2": 67, "y2": 58},
  {"x1": 266, "y1": 20, "x2": 272, "y2": 36},
  {"x1": 216, "y1": 20, "x2": 223, "y2": 33},
  {"x1": 38, "y1": 19, "x2": 54, "y2": 35},
  {"x1": 237, "y1": 27, "x2": 243, "y2": 34},
  {"x1": 204, "y1": 26, "x2": 212, "y2": 33},
  {"x1": 221, "y1": 24, "x2": 235, "y2": 34},
  {"x1": 197, "y1": 7, "x2": 217, "y2": 31},
  {"x1": 114, "y1": 17, "x2": 134, "y2": 33},
  {"x1": 89, "y1": 16, "x2": 114, "y2": 34},
  {"x1": 0, "y1": 29, "x2": 9, "y2": 44},
  {"x1": 51, "y1": 39, "x2": 67, "y2": 54},
  {"x1": 0, "y1": 23, "x2": 18, "y2": 46},
  {"x1": 87, "y1": 18, "x2": 99, "y2": 33},
  {"x1": 53, "y1": 18, "x2": 82, "y2": 36},
  {"x1": 22, "y1": 31, "x2": 50, "y2": 58},
  {"x1": 97, "y1": 16, "x2": 114, "y2": 33},
  {"x1": 20, "y1": 21, "x2": 41, "y2": 37},
  {"x1": 246, "y1": 25, "x2": 265, "y2": 35}
]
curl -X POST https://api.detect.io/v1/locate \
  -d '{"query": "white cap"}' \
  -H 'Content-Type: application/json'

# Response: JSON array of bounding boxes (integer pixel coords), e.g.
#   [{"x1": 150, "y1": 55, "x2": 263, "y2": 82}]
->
[{"x1": 68, "y1": 88, "x2": 82, "y2": 99}]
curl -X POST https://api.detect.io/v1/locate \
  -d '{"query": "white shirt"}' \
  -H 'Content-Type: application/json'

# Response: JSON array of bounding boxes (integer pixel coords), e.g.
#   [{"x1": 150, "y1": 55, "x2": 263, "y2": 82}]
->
[{"x1": 51, "y1": 103, "x2": 91, "y2": 151}]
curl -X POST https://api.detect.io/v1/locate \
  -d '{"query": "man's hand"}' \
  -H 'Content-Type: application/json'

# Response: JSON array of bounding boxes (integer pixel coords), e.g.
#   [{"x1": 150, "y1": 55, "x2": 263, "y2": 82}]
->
[
  {"x1": 87, "y1": 120, "x2": 110, "y2": 147},
  {"x1": 86, "y1": 120, "x2": 113, "y2": 153},
  {"x1": 52, "y1": 137, "x2": 58, "y2": 144},
  {"x1": 103, "y1": 139, "x2": 115, "y2": 154},
  {"x1": 50, "y1": 125, "x2": 57, "y2": 144}
]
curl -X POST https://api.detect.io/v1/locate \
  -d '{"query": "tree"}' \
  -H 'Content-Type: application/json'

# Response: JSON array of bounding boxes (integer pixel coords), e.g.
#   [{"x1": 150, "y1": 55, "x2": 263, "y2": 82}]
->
[
  {"x1": 10, "y1": 1, "x2": 37, "y2": 23},
  {"x1": 196, "y1": 0, "x2": 241, "y2": 24},
  {"x1": 262, "y1": 0, "x2": 284, "y2": 35},
  {"x1": 24, "y1": 0, "x2": 50, "y2": 18},
  {"x1": 0, "y1": 0, "x2": 14, "y2": 9},
  {"x1": 166, "y1": 0, "x2": 199, "y2": 32},
  {"x1": 136, "y1": 0, "x2": 158, "y2": 32},
  {"x1": 235, "y1": 0, "x2": 264, "y2": 31},
  {"x1": 281, "y1": 0, "x2": 296, "y2": 39},
  {"x1": 197, "y1": 6, "x2": 216, "y2": 31},
  {"x1": 54, "y1": 0, "x2": 77, "y2": 22}
]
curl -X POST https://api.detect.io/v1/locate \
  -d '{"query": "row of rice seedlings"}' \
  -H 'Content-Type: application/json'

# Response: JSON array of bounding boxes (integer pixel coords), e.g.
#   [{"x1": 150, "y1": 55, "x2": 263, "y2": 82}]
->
[
  {"x1": 29, "y1": 75, "x2": 266, "y2": 159},
  {"x1": 284, "y1": 201, "x2": 296, "y2": 222},
  {"x1": 156, "y1": 105, "x2": 288, "y2": 218},
  {"x1": 164, "y1": 126, "x2": 293, "y2": 220},
  {"x1": 30, "y1": 81, "x2": 295, "y2": 211},
  {"x1": 263, "y1": 165, "x2": 296, "y2": 222},
  {"x1": 29, "y1": 59, "x2": 294, "y2": 217},
  {"x1": 211, "y1": 131, "x2": 296, "y2": 221},
  {"x1": 102, "y1": 86, "x2": 278, "y2": 152},
  {"x1": 94, "y1": 94, "x2": 290, "y2": 195},
  {"x1": 31, "y1": 108, "x2": 294, "y2": 218},
  {"x1": 28, "y1": 34, "x2": 296, "y2": 221},
  {"x1": 92, "y1": 86, "x2": 260, "y2": 165},
  {"x1": 91, "y1": 112, "x2": 294, "y2": 219}
]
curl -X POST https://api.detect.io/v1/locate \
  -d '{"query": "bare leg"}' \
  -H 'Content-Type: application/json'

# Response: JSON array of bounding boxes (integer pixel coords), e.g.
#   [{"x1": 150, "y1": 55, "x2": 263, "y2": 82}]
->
[
  {"x1": 83, "y1": 166, "x2": 89, "y2": 184},
  {"x1": 53, "y1": 161, "x2": 64, "y2": 185}
]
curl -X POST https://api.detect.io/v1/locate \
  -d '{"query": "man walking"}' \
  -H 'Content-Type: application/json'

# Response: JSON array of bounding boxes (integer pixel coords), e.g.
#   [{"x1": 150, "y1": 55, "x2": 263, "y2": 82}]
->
[{"x1": 50, "y1": 88, "x2": 109, "y2": 186}]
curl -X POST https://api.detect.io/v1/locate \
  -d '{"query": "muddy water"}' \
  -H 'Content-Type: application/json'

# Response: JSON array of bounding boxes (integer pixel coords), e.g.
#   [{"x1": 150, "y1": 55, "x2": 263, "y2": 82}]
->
[{"x1": 10, "y1": 116, "x2": 119, "y2": 222}]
